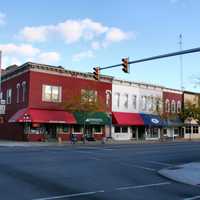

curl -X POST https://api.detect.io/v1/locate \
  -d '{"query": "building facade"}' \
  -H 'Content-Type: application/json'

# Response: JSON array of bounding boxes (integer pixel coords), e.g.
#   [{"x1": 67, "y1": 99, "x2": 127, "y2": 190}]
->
[
  {"x1": 183, "y1": 91, "x2": 200, "y2": 139},
  {"x1": 0, "y1": 62, "x2": 112, "y2": 141}
]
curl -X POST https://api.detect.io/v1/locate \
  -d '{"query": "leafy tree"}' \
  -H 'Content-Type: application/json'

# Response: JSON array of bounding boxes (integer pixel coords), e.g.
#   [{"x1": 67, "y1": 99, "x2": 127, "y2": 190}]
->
[
  {"x1": 179, "y1": 100, "x2": 200, "y2": 123},
  {"x1": 62, "y1": 89, "x2": 104, "y2": 140}
]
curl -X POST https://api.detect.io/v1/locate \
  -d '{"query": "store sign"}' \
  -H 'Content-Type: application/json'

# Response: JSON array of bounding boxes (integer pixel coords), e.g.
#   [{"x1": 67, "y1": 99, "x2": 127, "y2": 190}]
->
[{"x1": 151, "y1": 118, "x2": 159, "y2": 124}]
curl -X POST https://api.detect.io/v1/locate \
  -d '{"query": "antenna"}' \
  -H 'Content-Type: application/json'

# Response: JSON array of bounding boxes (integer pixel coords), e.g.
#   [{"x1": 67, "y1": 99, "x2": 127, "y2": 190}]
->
[{"x1": 179, "y1": 34, "x2": 184, "y2": 91}]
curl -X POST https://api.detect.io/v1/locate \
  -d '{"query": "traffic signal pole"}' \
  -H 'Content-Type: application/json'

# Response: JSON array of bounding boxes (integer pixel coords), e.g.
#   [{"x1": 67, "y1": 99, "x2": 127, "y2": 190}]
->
[{"x1": 98, "y1": 47, "x2": 200, "y2": 71}]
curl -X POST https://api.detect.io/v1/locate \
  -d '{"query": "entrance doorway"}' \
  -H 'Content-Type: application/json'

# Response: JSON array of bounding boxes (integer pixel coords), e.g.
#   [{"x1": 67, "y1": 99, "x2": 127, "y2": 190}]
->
[
  {"x1": 138, "y1": 126, "x2": 145, "y2": 140},
  {"x1": 85, "y1": 126, "x2": 95, "y2": 141},
  {"x1": 131, "y1": 127, "x2": 137, "y2": 139},
  {"x1": 46, "y1": 125, "x2": 57, "y2": 140}
]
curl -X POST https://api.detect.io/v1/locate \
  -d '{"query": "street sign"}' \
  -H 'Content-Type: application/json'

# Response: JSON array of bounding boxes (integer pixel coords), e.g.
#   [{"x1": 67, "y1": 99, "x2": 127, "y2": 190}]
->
[{"x1": 0, "y1": 105, "x2": 5, "y2": 115}]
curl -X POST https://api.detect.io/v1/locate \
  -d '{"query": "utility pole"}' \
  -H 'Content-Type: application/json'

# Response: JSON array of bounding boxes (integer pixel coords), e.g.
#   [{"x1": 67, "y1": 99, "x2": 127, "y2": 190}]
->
[{"x1": 179, "y1": 34, "x2": 184, "y2": 91}]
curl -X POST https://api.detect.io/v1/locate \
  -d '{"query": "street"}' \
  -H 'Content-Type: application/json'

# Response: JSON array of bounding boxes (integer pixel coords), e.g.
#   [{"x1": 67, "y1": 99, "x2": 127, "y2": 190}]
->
[{"x1": 0, "y1": 141, "x2": 200, "y2": 200}]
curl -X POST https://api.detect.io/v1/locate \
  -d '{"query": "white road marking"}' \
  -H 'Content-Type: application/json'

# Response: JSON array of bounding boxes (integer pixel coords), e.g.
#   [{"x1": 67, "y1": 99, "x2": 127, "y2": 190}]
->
[
  {"x1": 121, "y1": 162, "x2": 156, "y2": 172},
  {"x1": 116, "y1": 181, "x2": 171, "y2": 191},
  {"x1": 183, "y1": 195, "x2": 200, "y2": 200},
  {"x1": 32, "y1": 182, "x2": 171, "y2": 200},
  {"x1": 32, "y1": 190, "x2": 105, "y2": 200},
  {"x1": 145, "y1": 160, "x2": 173, "y2": 167}
]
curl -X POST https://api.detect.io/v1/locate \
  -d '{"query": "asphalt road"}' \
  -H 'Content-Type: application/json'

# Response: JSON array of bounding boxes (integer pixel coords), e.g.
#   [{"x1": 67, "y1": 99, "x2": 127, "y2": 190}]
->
[{"x1": 0, "y1": 141, "x2": 200, "y2": 200}]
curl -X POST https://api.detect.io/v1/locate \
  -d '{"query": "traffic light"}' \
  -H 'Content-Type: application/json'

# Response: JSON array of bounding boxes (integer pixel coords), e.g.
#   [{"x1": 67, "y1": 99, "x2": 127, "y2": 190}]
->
[
  {"x1": 93, "y1": 67, "x2": 100, "y2": 80},
  {"x1": 122, "y1": 57, "x2": 129, "y2": 73}
]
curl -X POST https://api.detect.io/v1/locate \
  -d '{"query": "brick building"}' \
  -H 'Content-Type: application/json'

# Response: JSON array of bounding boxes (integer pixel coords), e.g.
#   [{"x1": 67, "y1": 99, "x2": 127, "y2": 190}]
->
[{"x1": 0, "y1": 62, "x2": 112, "y2": 141}]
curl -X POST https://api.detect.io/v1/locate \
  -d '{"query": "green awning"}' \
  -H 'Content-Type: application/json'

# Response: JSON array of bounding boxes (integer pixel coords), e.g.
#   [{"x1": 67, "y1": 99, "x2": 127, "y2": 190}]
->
[{"x1": 74, "y1": 112, "x2": 110, "y2": 125}]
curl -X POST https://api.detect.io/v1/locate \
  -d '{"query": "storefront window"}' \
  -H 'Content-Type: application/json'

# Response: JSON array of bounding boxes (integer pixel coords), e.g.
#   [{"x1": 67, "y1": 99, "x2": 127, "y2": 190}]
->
[
  {"x1": 193, "y1": 126, "x2": 199, "y2": 134},
  {"x1": 174, "y1": 128, "x2": 179, "y2": 135},
  {"x1": 63, "y1": 125, "x2": 69, "y2": 133},
  {"x1": 122, "y1": 126, "x2": 128, "y2": 133},
  {"x1": 93, "y1": 125, "x2": 101, "y2": 133},
  {"x1": 114, "y1": 126, "x2": 120, "y2": 133},
  {"x1": 185, "y1": 126, "x2": 192, "y2": 134},
  {"x1": 74, "y1": 125, "x2": 82, "y2": 133},
  {"x1": 146, "y1": 128, "x2": 159, "y2": 138}
]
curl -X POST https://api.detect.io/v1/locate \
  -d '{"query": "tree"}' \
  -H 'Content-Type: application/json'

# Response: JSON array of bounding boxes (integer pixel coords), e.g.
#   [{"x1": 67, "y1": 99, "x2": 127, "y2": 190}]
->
[
  {"x1": 179, "y1": 100, "x2": 200, "y2": 123},
  {"x1": 62, "y1": 89, "x2": 104, "y2": 141}
]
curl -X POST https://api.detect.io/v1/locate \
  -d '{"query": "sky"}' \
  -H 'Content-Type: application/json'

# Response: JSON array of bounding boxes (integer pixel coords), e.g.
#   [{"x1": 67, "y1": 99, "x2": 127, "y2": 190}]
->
[{"x1": 0, "y1": 0, "x2": 200, "y2": 92}]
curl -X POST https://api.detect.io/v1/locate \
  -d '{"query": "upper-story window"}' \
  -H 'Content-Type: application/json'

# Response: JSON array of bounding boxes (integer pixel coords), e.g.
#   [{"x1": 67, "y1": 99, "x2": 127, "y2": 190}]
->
[
  {"x1": 148, "y1": 96, "x2": 154, "y2": 111},
  {"x1": 142, "y1": 96, "x2": 147, "y2": 111},
  {"x1": 115, "y1": 93, "x2": 120, "y2": 108},
  {"x1": 6, "y1": 89, "x2": 12, "y2": 104},
  {"x1": 0, "y1": 92, "x2": 3, "y2": 100},
  {"x1": 155, "y1": 98, "x2": 161, "y2": 112},
  {"x1": 165, "y1": 99, "x2": 170, "y2": 112},
  {"x1": 22, "y1": 81, "x2": 26, "y2": 103},
  {"x1": 42, "y1": 85, "x2": 62, "y2": 102},
  {"x1": 124, "y1": 93, "x2": 128, "y2": 108},
  {"x1": 171, "y1": 100, "x2": 176, "y2": 113},
  {"x1": 16, "y1": 83, "x2": 20, "y2": 103},
  {"x1": 132, "y1": 95, "x2": 137, "y2": 109},
  {"x1": 81, "y1": 89, "x2": 97, "y2": 103},
  {"x1": 105, "y1": 90, "x2": 111, "y2": 108},
  {"x1": 177, "y1": 100, "x2": 182, "y2": 113}
]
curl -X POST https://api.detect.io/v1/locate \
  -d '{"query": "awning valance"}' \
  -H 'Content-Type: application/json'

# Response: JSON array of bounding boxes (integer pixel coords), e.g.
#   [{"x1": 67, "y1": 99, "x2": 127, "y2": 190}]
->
[
  {"x1": 9, "y1": 108, "x2": 76, "y2": 124},
  {"x1": 74, "y1": 112, "x2": 110, "y2": 125},
  {"x1": 112, "y1": 112, "x2": 144, "y2": 126},
  {"x1": 140, "y1": 113, "x2": 163, "y2": 127},
  {"x1": 163, "y1": 117, "x2": 183, "y2": 127}
]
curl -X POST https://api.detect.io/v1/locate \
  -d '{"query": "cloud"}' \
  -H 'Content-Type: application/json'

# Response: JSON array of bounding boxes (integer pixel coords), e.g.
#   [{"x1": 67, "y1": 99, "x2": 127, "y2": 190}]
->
[
  {"x1": 72, "y1": 50, "x2": 94, "y2": 61},
  {"x1": 0, "y1": 43, "x2": 40, "y2": 57},
  {"x1": 37, "y1": 52, "x2": 60, "y2": 63},
  {"x1": 105, "y1": 28, "x2": 132, "y2": 43},
  {"x1": 91, "y1": 41, "x2": 101, "y2": 50},
  {"x1": 0, "y1": 43, "x2": 60, "y2": 67},
  {"x1": 0, "y1": 12, "x2": 6, "y2": 26},
  {"x1": 18, "y1": 18, "x2": 132, "y2": 45}
]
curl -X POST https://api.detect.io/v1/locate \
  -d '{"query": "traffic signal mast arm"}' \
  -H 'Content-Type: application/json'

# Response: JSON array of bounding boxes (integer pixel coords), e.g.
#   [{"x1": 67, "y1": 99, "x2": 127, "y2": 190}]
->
[{"x1": 98, "y1": 47, "x2": 200, "y2": 71}]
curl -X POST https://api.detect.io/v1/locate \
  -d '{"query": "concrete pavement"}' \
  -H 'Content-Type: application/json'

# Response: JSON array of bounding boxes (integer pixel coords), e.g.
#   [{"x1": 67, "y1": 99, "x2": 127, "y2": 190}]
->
[
  {"x1": 0, "y1": 141, "x2": 200, "y2": 199},
  {"x1": 159, "y1": 162, "x2": 200, "y2": 186}
]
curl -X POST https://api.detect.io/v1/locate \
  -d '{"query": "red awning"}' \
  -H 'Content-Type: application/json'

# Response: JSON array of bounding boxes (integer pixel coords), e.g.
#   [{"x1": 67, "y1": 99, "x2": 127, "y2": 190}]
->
[
  {"x1": 9, "y1": 108, "x2": 76, "y2": 124},
  {"x1": 112, "y1": 112, "x2": 144, "y2": 126}
]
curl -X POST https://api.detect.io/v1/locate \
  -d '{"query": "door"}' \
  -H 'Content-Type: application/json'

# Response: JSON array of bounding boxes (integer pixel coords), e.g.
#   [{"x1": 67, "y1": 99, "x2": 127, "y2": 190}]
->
[
  {"x1": 132, "y1": 127, "x2": 137, "y2": 139},
  {"x1": 85, "y1": 126, "x2": 94, "y2": 140}
]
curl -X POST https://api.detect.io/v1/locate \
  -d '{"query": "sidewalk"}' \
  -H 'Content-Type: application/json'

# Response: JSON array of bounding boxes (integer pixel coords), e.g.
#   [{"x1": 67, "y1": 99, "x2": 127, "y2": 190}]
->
[
  {"x1": 0, "y1": 138, "x2": 199, "y2": 147},
  {"x1": 159, "y1": 162, "x2": 200, "y2": 186}
]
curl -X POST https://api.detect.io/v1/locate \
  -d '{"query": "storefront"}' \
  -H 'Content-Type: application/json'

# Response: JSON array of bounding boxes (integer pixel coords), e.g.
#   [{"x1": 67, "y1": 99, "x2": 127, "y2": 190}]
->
[
  {"x1": 112, "y1": 112, "x2": 144, "y2": 140},
  {"x1": 9, "y1": 108, "x2": 76, "y2": 141},
  {"x1": 183, "y1": 118, "x2": 200, "y2": 139},
  {"x1": 140, "y1": 114, "x2": 163, "y2": 140},
  {"x1": 73, "y1": 112, "x2": 110, "y2": 141},
  {"x1": 163, "y1": 117, "x2": 183, "y2": 139}
]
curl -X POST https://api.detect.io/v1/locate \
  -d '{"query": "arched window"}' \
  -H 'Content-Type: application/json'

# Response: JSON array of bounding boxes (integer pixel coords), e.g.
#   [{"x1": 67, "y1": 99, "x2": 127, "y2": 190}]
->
[
  {"x1": 177, "y1": 101, "x2": 182, "y2": 113},
  {"x1": 22, "y1": 81, "x2": 26, "y2": 103},
  {"x1": 165, "y1": 99, "x2": 170, "y2": 112},
  {"x1": 105, "y1": 90, "x2": 111, "y2": 108},
  {"x1": 171, "y1": 100, "x2": 176, "y2": 113},
  {"x1": 16, "y1": 83, "x2": 20, "y2": 103}
]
